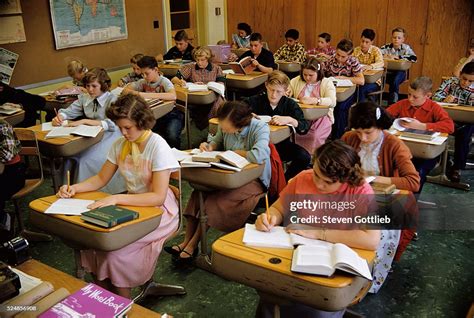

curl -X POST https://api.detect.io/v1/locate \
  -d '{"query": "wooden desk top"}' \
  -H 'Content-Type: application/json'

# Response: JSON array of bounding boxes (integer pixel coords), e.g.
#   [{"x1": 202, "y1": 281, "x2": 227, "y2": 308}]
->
[
  {"x1": 1, "y1": 110, "x2": 25, "y2": 126},
  {"x1": 225, "y1": 72, "x2": 268, "y2": 81},
  {"x1": 336, "y1": 86, "x2": 355, "y2": 93},
  {"x1": 29, "y1": 192, "x2": 164, "y2": 233},
  {"x1": 29, "y1": 124, "x2": 104, "y2": 146},
  {"x1": 298, "y1": 103, "x2": 330, "y2": 110},
  {"x1": 16, "y1": 260, "x2": 161, "y2": 318},
  {"x1": 158, "y1": 63, "x2": 181, "y2": 69},
  {"x1": 440, "y1": 104, "x2": 474, "y2": 112},
  {"x1": 212, "y1": 228, "x2": 375, "y2": 288},
  {"x1": 362, "y1": 69, "x2": 383, "y2": 76},
  {"x1": 208, "y1": 117, "x2": 290, "y2": 132}
]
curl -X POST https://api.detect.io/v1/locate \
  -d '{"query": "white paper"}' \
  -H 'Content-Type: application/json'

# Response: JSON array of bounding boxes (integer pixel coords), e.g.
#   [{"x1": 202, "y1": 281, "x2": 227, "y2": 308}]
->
[
  {"x1": 11, "y1": 268, "x2": 43, "y2": 295},
  {"x1": 41, "y1": 122, "x2": 54, "y2": 131},
  {"x1": 333, "y1": 79, "x2": 354, "y2": 87},
  {"x1": 365, "y1": 176, "x2": 376, "y2": 184},
  {"x1": 399, "y1": 135, "x2": 447, "y2": 145},
  {"x1": 242, "y1": 224, "x2": 293, "y2": 249},
  {"x1": 171, "y1": 148, "x2": 192, "y2": 162},
  {"x1": 45, "y1": 198, "x2": 95, "y2": 215},
  {"x1": 393, "y1": 117, "x2": 413, "y2": 131},
  {"x1": 256, "y1": 115, "x2": 272, "y2": 123},
  {"x1": 223, "y1": 69, "x2": 235, "y2": 75}
]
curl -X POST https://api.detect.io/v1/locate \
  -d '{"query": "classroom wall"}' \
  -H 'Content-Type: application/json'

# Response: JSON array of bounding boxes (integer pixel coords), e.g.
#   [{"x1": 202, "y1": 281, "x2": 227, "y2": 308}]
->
[
  {"x1": 3, "y1": 0, "x2": 166, "y2": 87},
  {"x1": 226, "y1": 0, "x2": 474, "y2": 88}
]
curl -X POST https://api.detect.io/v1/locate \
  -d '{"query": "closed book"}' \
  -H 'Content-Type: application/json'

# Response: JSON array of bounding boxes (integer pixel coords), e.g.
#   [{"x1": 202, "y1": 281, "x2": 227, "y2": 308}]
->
[
  {"x1": 400, "y1": 128, "x2": 437, "y2": 140},
  {"x1": 39, "y1": 283, "x2": 133, "y2": 318},
  {"x1": 80, "y1": 205, "x2": 139, "y2": 228}
]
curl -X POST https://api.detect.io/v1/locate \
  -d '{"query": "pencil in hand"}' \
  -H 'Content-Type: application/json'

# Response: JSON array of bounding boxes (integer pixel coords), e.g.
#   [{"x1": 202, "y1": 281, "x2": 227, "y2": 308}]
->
[
  {"x1": 265, "y1": 193, "x2": 270, "y2": 220},
  {"x1": 67, "y1": 170, "x2": 70, "y2": 193},
  {"x1": 54, "y1": 107, "x2": 62, "y2": 125}
]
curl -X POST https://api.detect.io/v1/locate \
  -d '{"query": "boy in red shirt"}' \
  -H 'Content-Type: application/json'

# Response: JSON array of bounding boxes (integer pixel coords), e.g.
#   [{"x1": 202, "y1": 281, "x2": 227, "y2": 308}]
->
[{"x1": 387, "y1": 76, "x2": 454, "y2": 195}]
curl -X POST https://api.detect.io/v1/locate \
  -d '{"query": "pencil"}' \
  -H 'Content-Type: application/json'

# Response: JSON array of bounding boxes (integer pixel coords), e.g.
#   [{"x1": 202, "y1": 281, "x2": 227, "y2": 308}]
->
[
  {"x1": 67, "y1": 170, "x2": 70, "y2": 192},
  {"x1": 265, "y1": 193, "x2": 270, "y2": 219},
  {"x1": 54, "y1": 107, "x2": 61, "y2": 124}
]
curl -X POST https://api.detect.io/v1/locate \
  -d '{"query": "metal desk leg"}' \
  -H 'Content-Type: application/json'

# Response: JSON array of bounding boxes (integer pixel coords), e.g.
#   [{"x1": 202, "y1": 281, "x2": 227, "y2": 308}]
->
[
  {"x1": 427, "y1": 147, "x2": 470, "y2": 191},
  {"x1": 195, "y1": 191, "x2": 213, "y2": 271}
]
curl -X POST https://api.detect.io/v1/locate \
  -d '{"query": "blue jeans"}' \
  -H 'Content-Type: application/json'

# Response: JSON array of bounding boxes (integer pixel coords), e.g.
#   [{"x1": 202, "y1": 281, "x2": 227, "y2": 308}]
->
[
  {"x1": 153, "y1": 109, "x2": 184, "y2": 149},
  {"x1": 331, "y1": 93, "x2": 355, "y2": 139},
  {"x1": 358, "y1": 83, "x2": 379, "y2": 103},
  {"x1": 411, "y1": 157, "x2": 439, "y2": 196},
  {"x1": 453, "y1": 123, "x2": 474, "y2": 170},
  {"x1": 386, "y1": 70, "x2": 406, "y2": 104}
]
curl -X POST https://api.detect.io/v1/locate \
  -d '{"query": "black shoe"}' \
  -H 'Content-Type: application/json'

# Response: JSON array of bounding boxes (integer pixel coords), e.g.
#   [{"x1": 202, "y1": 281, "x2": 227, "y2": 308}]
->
[
  {"x1": 164, "y1": 245, "x2": 183, "y2": 256},
  {"x1": 175, "y1": 248, "x2": 199, "y2": 264}
]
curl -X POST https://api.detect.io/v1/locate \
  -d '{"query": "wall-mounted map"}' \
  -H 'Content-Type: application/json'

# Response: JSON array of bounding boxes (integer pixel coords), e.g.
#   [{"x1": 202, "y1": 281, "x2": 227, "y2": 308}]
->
[{"x1": 50, "y1": 0, "x2": 128, "y2": 50}]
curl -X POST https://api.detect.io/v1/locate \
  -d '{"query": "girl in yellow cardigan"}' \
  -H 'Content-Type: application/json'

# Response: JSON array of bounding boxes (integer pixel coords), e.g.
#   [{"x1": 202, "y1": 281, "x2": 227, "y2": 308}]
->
[{"x1": 289, "y1": 57, "x2": 336, "y2": 155}]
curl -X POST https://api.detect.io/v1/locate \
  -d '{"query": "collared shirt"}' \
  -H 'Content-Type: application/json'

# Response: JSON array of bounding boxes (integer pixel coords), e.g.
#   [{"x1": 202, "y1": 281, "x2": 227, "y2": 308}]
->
[
  {"x1": 210, "y1": 118, "x2": 271, "y2": 188},
  {"x1": 178, "y1": 62, "x2": 225, "y2": 83},
  {"x1": 432, "y1": 77, "x2": 474, "y2": 106},
  {"x1": 232, "y1": 34, "x2": 251, "y2": 48},
  {"x1": 323, "y1": 55, "x2": 362, "y2": 78},
  {"x1": 244, "y1": 93, "x2": 309, "y2": 134},
  {"x1": 131, "y1": 76, "x2": 174, "y2": 94},
  {"x1": 120, "y1": 72, "x2": 143, "y2": 85},
  {"x1": 239, "y1": 48, "x2": 277, "y2": 70},
  {"x1": 274, "y1": 42, "x2": 306, "y2": 64},
  {"x1": 59, "y1": 91, "x2": 117, "y2": 131},
  {"x1": 380, "y1": 43, "x2": 417, "y2": 62},
  {"x1": 0, "y1": 119, "x2": 21, "y2": 163},
  {"x1": 359, "y1": 130, "x2": 384, "y2": 176},
  {"x1": 306, "y1": 45, "x2": 336, "y2": 57},
  {"x1": 163, "y1": 43, "x2": 195, "y2": 61},
  {"x1": 386, "y1": 99, "x2": 454, "y2": 133},
  {"x1": 353, "y1": 45, "x2": 384, "y2": 69}
]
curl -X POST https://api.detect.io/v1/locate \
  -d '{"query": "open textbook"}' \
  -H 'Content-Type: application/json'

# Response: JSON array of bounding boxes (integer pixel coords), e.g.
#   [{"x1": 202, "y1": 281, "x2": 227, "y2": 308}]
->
[
  {"x1": 243, "y1": 224, "x2": 372, "y2": 280},
  {"x1": 45, "y1": 125, "x2": 102, "y2": 139},
  {"x1": 332, "y1": 79, "x2": 354, "y2": 87},
  {"x1": 172, "y1": 148, "x2": 250, "y2": 171},
  {"x1": 228, "y1": 56, "x2": 256, "y2": 75},
  {"x1": 0, "y1": 102, "x2": 22, "y2": 115},
  {"x1": 185, "y1": 81, "x2": 225, "y2": 97}
]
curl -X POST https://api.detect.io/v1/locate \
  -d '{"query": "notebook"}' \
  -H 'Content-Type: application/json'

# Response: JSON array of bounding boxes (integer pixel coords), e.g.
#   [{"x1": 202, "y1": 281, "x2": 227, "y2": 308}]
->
[
  {"x1": 45, "y1": 125, "x2": 102, "y2": 138},
  {"x1": 44, "y1": 198, "x2": 95, "y2": 215}
]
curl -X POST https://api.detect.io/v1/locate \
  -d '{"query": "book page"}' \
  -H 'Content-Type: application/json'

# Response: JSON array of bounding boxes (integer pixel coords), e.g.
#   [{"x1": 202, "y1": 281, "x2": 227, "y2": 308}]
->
[
  {"x1": 333, "y1": 243, "x2": 372, "y2": 280},
  {"x1": 45, "y1": 126, "x2": 77, "y2": 138},
  {"x1": 71, "y1": 125, "x2": 102, "y2": 138},
  {"x1": 289, "y1": 233, "x2": 333, "y2": 249},
  {"x1": 242, "y1": 223, "x2": 293, "y2": 249},
  {"x1": 207, "y1": 81, "x2": 225, "y2": 97},
  {"x1": 210, "y1": 161, "x2": 242, "y2": 172},
  {"x1": 192, "y1": 151, "x2": 222, "y2": 163},
  {"x1": 292, "y1": 245, "x2": 334, "y2": 274},
  {"x1": 45, "y1": 198, "x2": 95, "y2": 215},
  {"x1": 218, "y1": 150, "x2": 250, "y2": 169},
  {"x1": 333, "y1": 79, "x2": 354, "y2": 87},
  {"x1": 181, "y1": 156, "x2": 211, "y2": 167},
  {"x1": 186, "y1": 82, "x2": 209, "y2": 92}
]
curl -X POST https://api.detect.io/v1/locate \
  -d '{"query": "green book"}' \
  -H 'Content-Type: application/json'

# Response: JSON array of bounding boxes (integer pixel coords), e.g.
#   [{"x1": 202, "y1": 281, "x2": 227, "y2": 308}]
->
[{"x1": 81, "y1": 205, "x2": 139, "y2": 228}]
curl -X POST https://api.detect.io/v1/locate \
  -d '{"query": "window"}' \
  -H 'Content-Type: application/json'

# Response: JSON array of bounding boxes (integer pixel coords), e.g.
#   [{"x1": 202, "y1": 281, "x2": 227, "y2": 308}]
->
[{"x1": 169, "y1": 0, "x2": 190, "y2": 30}]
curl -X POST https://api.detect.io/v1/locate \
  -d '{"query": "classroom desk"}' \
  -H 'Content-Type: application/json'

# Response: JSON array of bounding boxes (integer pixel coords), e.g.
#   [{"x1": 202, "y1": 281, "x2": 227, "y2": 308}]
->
[
  {"x1": 212, "y1": 228, "x2": 375, "y2": 311},
  {"x1": 175, "y1": 86, "x2": 217, "y2": 105},
  {"x1": 394, "y1": 131, "x2": 448, "y2": 160},
  {"x1": 225, "y1": 72, "x2": 269, "y2": 100},
  {"x1": 363, "y1": 69, "x2": 384, "y2": 84},
  {"x1": 1, "y1": 110, "x2": 25, "y2": 126},
  {"x1": 384, "y1": 59, "x2": 413, "y2": 71},
  {"x1": 208, "y1": 117, "x2": 292, "y2": 144},
  {"x1": 181, "y1": 163, "x2": 264, "y2": 270},
  {"x1": 29, "y1": 124, "x2": 105, "y2": 192},
  {"x1": 15, "y1": 259, "x2": 162, "y2": 318},
  {"x1": 426, "y1": 104, "x2": 474, "y2": 191},
  {"x1": 277, "y1": 61, "x2": 301, "y2": 73},
  {"x1": 29, "y1": 192, "x2": 163, "y2": 252},
  {"x1": 298, "y1": 103, "x2": 330, "y2": 121},
  {"x1": 336, "y1": 85, "x2": 357, "y2": 103},
  {"x1": 158, "y1": 63, "x2": 181, "y2": 78},
  {"x1": 150, "y1": 100, "x2": 175, "y2": 119}
]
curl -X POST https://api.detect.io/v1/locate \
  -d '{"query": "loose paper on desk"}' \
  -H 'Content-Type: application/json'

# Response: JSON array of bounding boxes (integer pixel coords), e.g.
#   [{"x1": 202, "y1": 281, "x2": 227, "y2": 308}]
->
[
  {"x1": 392, "y1": 117, "x2": 413, "y2": 131},
  {"x1": 41, "y1": 121, "x2": 68, "y2": 131},
  {"x1": 45, "y1": 198, "x2": 95, "y2": 215},
  {"x1": 333, "y1": 79, "x2": 354, "y2": 87}
]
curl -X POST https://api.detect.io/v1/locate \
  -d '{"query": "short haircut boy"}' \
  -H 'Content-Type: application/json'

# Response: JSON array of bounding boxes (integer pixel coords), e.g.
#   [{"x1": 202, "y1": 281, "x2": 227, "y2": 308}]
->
[
  {"x1": 130, "y1": 53, "x2": 144, "y2": 64},
  {"x1": 285, "y1": 29, "x2": 299, "y2": 40},
  {"x1": 361, "y1": 29, "x2": 376, "y2": 41},
  {"x1": 319, "y1": 33, "x2": 331, "y2": 43},
  {"x1": 237, "y1": 22, "x2": 252, "y2": 35},
  {"x1": 82, "y1": 67, "x2": 111, "y2": 91},
  {"x1": 67, "y1": 60, "x2": 86, "y2": 77},
  {"x1": 392, "y1": 27, "x2": 406, "y2": 35},
  {"x1": 192, "y1": 46, "x2": 212, "y2": 60},
  {"x1": 337, "y1": 39, "x2": 354, "y2": 53},
  {"x1": 267, "y1": 70, "x2": 290, "y2": 88},
  {"x1": 410, "y1": 76, "x2": 433, "y2": 93},
  {"x1": 300, "y1": 57, "x2": 325, "y2": 82},
  {"x1": 461, "y1": 61, "x2": 474, "y2": 75},
  {"x1": 137, "y1": 56, "x2": 158, "y2": 69},
  {"x1": 250, "y1": 33, "x2": 263, "y2": 42},
  {"x1": 174, "y1": 30, "x2": 188, "y2": 41}
]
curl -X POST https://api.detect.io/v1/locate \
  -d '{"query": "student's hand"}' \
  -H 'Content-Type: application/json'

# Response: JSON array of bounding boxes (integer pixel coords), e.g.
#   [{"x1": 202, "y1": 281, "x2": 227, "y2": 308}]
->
[
  {"x1": 122, "y1": 86, "x2": 138, "y2": 96},
  {"x1": 228, "y1": 53, "x2": 238, "y2": 62},
  {"x1": 87, "y1": 195, "x2": 118, "y2": 209},
  {"x1": 374, "y1": 176, "x2": 392, "y2": 184},
  {"x1": 255, "y1": 213, "x2": 278, "y2": 232},
  {"x1": 300, "y1": 96, "x2": 319, "y2": 105},
  {"x1": 270, "y1": 115, "x2": 294, "y2": 126},
  {"x1": 443, "y1": 95, "x2": 456, "y2": 103},
  {"x1": 68, "y1": 119, "x2": 99, "y2": 127},
  {"x1": 251, "y1": 59, "x2": 260, "y2": 67},
  {"x1": 52, "y1": 114, "x2": 64, "y2": 126},
  {"x1": 57, "y1": 184, "x2": 76, "y2": 198},
  {"x1": 199, "y1": 142, "x2": 212, "y2": 152},
  {"x1": 286, "y1": 224, "x2": 323, "y2": 240},
  {"x1": 118, "y1": 80, "x2": 125, "y2": 87},
  {"x1": 401, "y1": 118, "x2": 427, "y2": 130}
]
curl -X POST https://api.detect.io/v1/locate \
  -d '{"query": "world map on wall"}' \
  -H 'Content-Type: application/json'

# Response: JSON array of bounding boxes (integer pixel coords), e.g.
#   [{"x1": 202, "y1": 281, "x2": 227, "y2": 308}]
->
[{"x1": 50, "y1": 0, "x2": 128, "y2": 49}]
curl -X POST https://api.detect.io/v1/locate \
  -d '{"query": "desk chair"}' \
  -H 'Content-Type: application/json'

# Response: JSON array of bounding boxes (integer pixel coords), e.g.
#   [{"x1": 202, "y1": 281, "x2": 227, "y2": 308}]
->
[
  {"x1": 367, "y1": 68, "x2": 387, "y2": 106},
  {"x1": 133, "y1": 170, "x2": 186, "y2": 302},
  {"x1": 176, "y1": 89, "x2": 190, "y2": 149},
  {"x1": 9, "y1": 128, "x2": 52, "y2": 241}
]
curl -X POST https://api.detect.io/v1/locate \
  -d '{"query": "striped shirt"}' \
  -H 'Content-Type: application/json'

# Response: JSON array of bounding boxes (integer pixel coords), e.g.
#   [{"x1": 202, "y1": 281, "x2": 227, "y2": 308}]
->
[
  {"x1": 353, "y1": 45, "x2": 384, "y2": 69},
  {"x1": 323, "y1": 55, "x2": 362, "y2": 78},
  {"x1": 380, "y1": 43, "x2": 417, "y2": 62},
  {"x1": 432, "y1": 77, "x2": 474, "y2": 106},
  {"x1": 178, "y1": 62, "x2": 225, "y2": 83},
  {"x1": 0, "y1": 119, "x2": 21, "y2": 163},
  {"x1": 306, "y1": 45, "x2": 336, "y2": 56}
]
